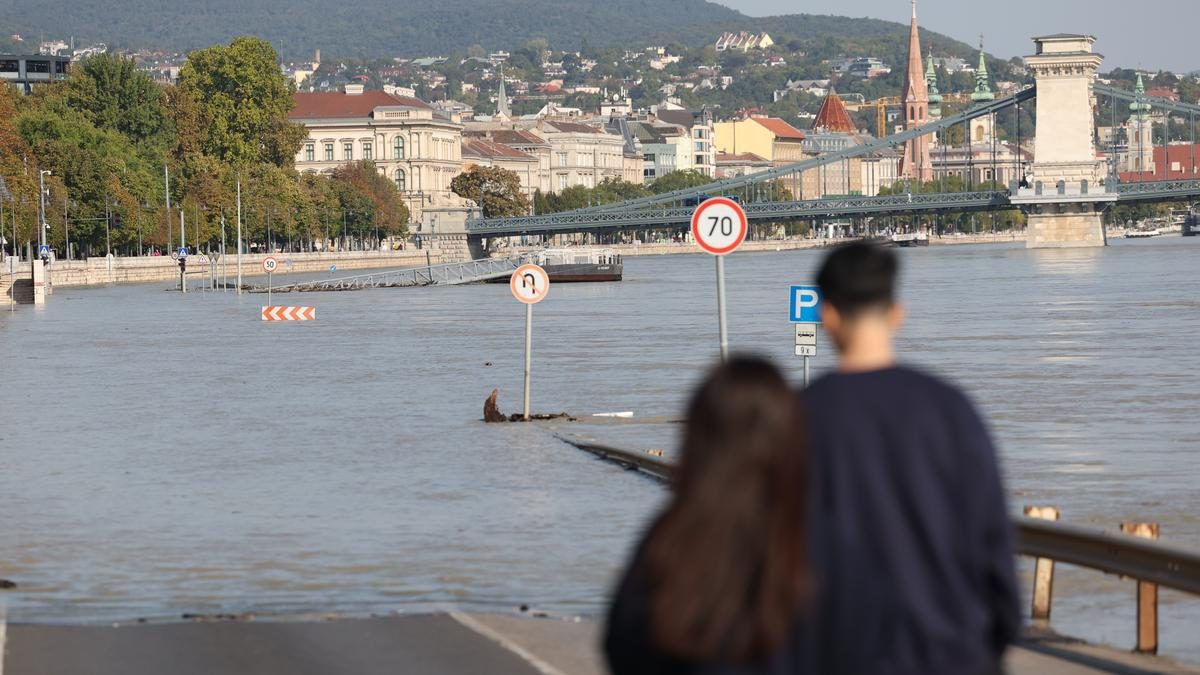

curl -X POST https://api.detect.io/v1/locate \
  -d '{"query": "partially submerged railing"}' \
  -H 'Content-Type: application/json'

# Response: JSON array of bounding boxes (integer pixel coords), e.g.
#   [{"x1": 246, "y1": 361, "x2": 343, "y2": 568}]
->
[
  {"x1": 249, "y1": 254, "x2": 537, "y2": 293},
  {"x1": 557, "y1": 435, "x2": 1200, "y2": 656}
]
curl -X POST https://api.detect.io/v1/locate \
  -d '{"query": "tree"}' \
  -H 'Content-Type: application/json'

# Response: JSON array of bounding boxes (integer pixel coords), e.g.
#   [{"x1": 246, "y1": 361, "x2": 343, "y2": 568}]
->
[
  {"x1": 330, "y1": 161, "x2": 410, "y2": 238},
  {"x1": 451, "y1": 165, "x2": 530, "y2": 217},
  {"x1": 62, "y1": 54, "x2": 173, "y2": 152},
  {"x1": 177, "y1": 37, "x2": 306, "y2": 167},
  {"x1": 649, "y1": 169, "x2": 714, "y2": 194}
]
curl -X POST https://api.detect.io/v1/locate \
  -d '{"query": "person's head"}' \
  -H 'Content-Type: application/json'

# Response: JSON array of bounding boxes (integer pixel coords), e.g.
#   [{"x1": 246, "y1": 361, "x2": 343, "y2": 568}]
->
[
  {"x1": 816, "y1": 241, "x2": 905, "y2": 358},
  {"x1": 644, "y1": 356, "x2": 808, "y2": 663}
]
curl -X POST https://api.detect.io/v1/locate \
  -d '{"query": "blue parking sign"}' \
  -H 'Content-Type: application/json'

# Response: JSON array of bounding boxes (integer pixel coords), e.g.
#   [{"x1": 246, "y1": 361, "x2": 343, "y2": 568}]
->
[{"x1": 789, "y1": 285, "x2": 822, "y2": 323}]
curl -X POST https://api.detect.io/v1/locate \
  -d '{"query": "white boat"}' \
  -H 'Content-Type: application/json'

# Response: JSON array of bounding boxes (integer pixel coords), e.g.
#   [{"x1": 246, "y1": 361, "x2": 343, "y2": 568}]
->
[
  {"x1": 1125, "y1": 229, "x2": 1161, "y2": 239},
  {"x1": 890, "y1": 233, "x2": 929, "y2": 247}
]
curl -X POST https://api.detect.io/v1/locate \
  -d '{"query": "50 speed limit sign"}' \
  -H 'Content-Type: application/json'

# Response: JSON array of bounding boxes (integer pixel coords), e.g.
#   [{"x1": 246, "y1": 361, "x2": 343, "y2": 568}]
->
[{"x1": 691, "y1": 197, "x2": 748, "y2": 255}]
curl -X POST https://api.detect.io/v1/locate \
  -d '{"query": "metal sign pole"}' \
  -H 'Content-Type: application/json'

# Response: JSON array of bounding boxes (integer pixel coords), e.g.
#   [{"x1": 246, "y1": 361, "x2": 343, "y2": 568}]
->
[
  {"x1": 523, "y1": 302, "x2": 533, "y2": 421},
  {"x1": 715, "y1": 255, "x2": 729, "y2": 361},
  {"x1": 804, "y1": 355, "x2": 810, "y2": 388},
  {"x1": 267, "y1": 270, "x2": 272, "y2": 307}
]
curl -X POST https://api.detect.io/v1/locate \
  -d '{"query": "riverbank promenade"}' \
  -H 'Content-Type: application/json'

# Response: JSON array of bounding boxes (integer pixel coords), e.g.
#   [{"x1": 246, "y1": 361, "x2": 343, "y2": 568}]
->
[{"x1": 3, "y1": 613, "x2": 1197, "y2": 674}]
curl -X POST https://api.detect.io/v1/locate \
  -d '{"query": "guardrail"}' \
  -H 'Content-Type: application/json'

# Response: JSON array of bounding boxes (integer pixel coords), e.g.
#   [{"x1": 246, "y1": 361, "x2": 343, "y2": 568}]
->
[{"x1": 557, "y1": 434, "x2": 1200, "y2": 655}]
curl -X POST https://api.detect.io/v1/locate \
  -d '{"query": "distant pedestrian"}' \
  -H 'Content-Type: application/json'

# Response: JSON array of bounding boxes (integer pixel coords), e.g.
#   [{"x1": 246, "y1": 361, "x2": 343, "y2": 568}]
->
[
  {"x1": 605, "y1": 356, "x2": 812, "y2": 674},
  {"x1": 804, "y1": 241, "x2": 1019, "y2": 675}
]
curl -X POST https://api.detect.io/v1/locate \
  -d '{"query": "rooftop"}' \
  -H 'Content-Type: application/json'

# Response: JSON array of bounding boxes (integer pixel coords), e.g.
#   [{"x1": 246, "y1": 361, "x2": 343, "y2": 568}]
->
[
  {"x1": 290, "y1": 90, "x2": 431, "y2": 120},
  {"x1": 751, "y1": 116, "x2": 806, "y2": 140}
]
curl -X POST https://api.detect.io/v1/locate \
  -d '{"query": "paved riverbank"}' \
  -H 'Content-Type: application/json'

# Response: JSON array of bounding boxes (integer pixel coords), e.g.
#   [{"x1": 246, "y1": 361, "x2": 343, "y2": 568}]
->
[{"x1": 2, "y1": 613, "x2": 1195, "y2": 675}]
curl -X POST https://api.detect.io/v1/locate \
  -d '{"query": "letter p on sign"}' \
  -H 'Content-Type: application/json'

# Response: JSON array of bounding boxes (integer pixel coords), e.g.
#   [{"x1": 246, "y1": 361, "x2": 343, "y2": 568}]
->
[{"x1": 789, "y1": 285, "x2": 822, "y2": 323}]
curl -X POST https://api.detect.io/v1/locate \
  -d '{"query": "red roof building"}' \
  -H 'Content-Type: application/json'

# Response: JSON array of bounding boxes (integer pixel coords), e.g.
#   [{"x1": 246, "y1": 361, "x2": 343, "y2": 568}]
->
[
  {"x1": 1117, "y1": 144, "x2": 1200, "y2": 182},
  {"x1": 750, "y1": 116, "x2": 806, "y2": 140},
  {"x1": 812, "y1": 93, "x2": 857, "y2": 133}
]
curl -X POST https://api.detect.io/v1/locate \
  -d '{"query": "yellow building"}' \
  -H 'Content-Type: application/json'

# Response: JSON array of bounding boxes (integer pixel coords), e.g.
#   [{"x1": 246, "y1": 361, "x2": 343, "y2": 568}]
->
[{"x1": 713, "y1": 116, "x2": 807, "y2": 167}]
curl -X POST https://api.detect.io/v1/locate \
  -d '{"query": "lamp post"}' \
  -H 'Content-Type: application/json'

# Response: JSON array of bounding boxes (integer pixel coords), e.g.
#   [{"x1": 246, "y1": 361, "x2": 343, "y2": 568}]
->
[{"x1": 38, "y1": 170, "x2": 51, "y2": 250}]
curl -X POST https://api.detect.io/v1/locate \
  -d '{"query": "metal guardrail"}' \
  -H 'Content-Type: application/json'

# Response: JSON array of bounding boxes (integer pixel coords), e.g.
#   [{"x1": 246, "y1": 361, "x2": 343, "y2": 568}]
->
[
  {"x1": 558, "y1": 435, "x2": 1200, "y2": 598},
  {"x1": 1017, "y1": 519, "x2": 1200, "y2": 595},
  {"x1": 250, "y1": 254, "x2": 537, "y2": 293}
]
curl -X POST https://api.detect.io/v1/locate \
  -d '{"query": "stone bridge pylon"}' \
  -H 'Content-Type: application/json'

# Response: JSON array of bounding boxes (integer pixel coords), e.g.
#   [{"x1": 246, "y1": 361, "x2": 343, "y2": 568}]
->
[{"x1": 1012, "y1": 34, "x2": 1117, "y2": 248}]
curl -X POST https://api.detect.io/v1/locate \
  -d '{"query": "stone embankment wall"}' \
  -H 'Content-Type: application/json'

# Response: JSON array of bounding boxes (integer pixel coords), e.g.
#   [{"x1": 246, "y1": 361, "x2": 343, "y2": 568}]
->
[{"x1": 1, "y1": 235, "x2": 471, "y2": 290}]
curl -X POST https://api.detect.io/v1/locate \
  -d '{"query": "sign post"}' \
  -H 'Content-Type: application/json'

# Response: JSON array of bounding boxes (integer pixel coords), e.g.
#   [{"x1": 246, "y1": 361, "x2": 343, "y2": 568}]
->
[
  {"x1": 789, "y1": 285, "x2": 823, "y2": 387},
  {"x1": 176, "y1": 246, "x2": 188, "y2": 294},
  {"x1": 262, "y1": 257, "x2": 277, "y2": 306},
  {"x1": 510, "y1": 263, "x2": 550, "y2": 421},
  {"x1": 690, "y1": 197, "x2": 748, "y2": 360}
]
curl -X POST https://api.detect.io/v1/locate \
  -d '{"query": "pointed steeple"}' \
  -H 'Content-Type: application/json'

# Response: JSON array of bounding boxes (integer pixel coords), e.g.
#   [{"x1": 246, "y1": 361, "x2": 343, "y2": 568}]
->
[
  {"x1": 971, "y1": 35, "x2": 994, "y2": 103},
  {"x1": 813, "y1": 90, "x2": 856, "y2": 133},
  {"x1": 902, "y1": 0, "x2": 929, "y2": 106},
  {"x1": 900, "y1": 0, "x2": 932, "y2": 181},
  {"x1": 496, "y1": 64, "x2": 511, "y2": 119},
  {"x1": 925, "y1": 47, "x2": 942, "y2": 117},
  {"x1": 1130, "y1": 73, "x2": 1151, "y2": 119}
]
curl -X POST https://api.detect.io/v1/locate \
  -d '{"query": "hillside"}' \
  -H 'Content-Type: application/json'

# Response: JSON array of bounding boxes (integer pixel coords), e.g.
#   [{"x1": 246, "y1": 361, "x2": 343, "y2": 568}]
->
[{"x1": 4, "y1": 0, "x2": 976, "y2": 60}]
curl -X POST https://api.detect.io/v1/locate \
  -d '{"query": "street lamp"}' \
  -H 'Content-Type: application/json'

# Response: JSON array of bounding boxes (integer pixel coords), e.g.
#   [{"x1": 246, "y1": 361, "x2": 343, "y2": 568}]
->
[{"x1": 38, "y1": 170, "x2": 51, "y2": 251}]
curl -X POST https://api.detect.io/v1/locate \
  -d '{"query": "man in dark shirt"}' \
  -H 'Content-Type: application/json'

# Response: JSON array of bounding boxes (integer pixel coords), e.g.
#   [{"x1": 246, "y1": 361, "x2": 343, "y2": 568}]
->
[{"x1": 804, "y1": 241, "x2": 1020, "y2": 675}]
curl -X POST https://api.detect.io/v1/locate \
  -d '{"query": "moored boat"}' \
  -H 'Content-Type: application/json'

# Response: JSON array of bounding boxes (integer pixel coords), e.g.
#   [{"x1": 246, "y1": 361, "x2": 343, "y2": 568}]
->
[
  {"x1": 890, "y1": 233, "x2": 929, "y2": 247},
  {"x1": 537, "y1": 249, "x2": 623, "y2": 282}
]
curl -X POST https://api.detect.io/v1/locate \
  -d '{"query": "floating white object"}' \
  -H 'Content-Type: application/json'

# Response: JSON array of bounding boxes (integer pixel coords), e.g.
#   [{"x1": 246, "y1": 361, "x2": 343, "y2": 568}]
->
[{"x1": 592, "y1": 411, "x2": 634, "y2": 418}]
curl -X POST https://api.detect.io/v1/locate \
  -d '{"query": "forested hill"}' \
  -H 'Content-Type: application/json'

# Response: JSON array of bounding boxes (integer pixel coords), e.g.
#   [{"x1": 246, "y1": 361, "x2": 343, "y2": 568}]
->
[{"x1": 4, "y1": 0, "x2": 976, "y2": 60}]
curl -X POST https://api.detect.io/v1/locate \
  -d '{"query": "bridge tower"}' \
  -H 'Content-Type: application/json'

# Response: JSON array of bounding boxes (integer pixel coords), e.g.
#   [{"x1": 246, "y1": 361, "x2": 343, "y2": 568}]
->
[{"x1": 1014, "y1": 34, "x2": 1115, "y2": 248}]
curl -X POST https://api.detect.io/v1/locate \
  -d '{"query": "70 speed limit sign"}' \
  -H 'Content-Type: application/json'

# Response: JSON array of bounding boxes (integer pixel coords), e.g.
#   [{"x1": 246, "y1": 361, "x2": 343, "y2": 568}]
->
[{"x1": 691, "y1": 197, "x2": 748, "y2": 255}]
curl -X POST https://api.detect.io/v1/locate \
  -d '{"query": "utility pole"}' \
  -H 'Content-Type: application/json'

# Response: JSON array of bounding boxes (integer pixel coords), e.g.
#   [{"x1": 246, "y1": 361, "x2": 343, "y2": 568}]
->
[
  {"x1": 236, "y1": 176, "x2": 243, "y2": 295},
  {"x1": 38, "y1": 170, "x2": 50, "y2": 250},
  {"x1": 164, "y1": 165, "x2": 171, "y2": 254}
]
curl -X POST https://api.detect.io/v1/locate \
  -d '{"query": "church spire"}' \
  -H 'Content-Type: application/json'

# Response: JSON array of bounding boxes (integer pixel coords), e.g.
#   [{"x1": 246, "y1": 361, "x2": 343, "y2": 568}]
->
[
  {"x1": 496, "y1": 63, "x2": 511, "y2": 119},
  {"x1": 971, "y1": 34, "x2": 994, "y2": 103},
  {"x1": 1130, "y1": 73, "x2": 1151, "y2": 120},
  {"x1": 902, "y1": 0, "x2": 928, "y2": 106},
  {"x1": 900, "y1": 0, "x2": 932, "y2": 181},
  {"x1": 925, "y1": 47, "x2": 942, "y2": 118}
]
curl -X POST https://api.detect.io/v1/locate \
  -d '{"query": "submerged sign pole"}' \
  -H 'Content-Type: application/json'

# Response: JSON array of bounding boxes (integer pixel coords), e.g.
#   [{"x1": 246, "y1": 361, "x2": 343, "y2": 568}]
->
[
  {"x1": 510, "y1": 263, "x2": 550, "y2": 420},
  {"x1": 691, "y1": 197, "x2": 748, "y2": 361},
  {"x1": 263, "y1": 257, "x2": 277, "y2": 306}
]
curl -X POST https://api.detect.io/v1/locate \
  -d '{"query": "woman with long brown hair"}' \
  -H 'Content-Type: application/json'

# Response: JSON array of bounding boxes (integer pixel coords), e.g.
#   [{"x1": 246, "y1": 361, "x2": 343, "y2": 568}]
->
[{"x1": 604, "y1": 356, "x2": 811, "y2": 674}]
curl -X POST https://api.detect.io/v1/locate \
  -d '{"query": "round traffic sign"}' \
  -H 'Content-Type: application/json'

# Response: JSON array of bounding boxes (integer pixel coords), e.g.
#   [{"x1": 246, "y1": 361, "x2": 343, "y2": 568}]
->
[
  {"x1": 510, "y1": 264, "x2": 550, "y2": 304},
  {"x1": 262, "y1": 257, "x2": 278, "y2": 273},
  {"x1": 691, "y1": 197, "x2": 748, "y2": 255}
]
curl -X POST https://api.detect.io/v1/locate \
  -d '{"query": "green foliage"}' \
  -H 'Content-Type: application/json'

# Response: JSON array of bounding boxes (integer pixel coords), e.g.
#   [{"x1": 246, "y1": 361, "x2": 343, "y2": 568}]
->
[
  {"x1": 61, "y1": 54, "x2": 173, "y2": 152},
  {"x1": 177, "y1": 37, "x2": 306, "y2": 167},
  {"x1": 533, "y1": 178, "x2": 650, "y2": 214},
  {"x1": 4, "y1": 1, "x2": 973, "y2": 62},
  {"x1": 450, "y1": 165, "x2": 531, "y2": 217},
  {"x1": 648, "y1": 169, "x2": 714, "y2": 194}
]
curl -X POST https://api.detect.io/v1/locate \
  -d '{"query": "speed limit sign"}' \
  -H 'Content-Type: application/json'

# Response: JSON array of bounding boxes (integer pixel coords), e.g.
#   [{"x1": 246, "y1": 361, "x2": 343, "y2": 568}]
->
[
  {"x1": 262, "y1": 257, "x2": 278, "y2": 274},
  {"x1": 691, "y1": 197, "x2": 748, "y2": 255}
]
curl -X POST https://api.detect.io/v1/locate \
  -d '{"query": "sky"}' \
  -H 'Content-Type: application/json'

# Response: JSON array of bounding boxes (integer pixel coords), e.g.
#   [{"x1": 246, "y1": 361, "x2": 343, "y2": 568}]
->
[{"x1": 714, "y1": 0, "x2": 1198, "y2": 73}]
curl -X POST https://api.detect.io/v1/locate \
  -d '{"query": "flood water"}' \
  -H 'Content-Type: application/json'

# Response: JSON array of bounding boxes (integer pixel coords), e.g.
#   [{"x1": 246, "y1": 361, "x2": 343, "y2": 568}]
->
[{"x1": 2, "y1": 238, "x2": 1198, "y2": 662}]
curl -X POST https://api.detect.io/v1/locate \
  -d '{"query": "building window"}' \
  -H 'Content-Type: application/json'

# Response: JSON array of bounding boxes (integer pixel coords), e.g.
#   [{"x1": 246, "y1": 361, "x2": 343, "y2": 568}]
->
[
  {"x1": 305, "y1": 144, "x2": 315, "y2": 162},
  {"x1": 556, "y1": 152, "x2": 568, "y2": 167},
  {"x1": 324, "y1": 143, "x2": 334, "y2": 161},
  {"x1": 411, "y1": 135, "x2": 421, "y2": 158},
  {"x1": 363, "y1": 142, "x2": 373, "y2": 161},
  {"x1": 558, "y1": 174, "x2": 568, "y2": 190},
  {"x1": 27, "y1": 60, "x2": 50, "y2": 73},
  {"x1": 395, "y1": 169, "x2": 406, "y2": 192},
  {"x1": 394, "y1": 136, "x2": 405, "y2": 159},
  {"x1": 343, "y1": 143, "x2": 353, "y2": 161}
]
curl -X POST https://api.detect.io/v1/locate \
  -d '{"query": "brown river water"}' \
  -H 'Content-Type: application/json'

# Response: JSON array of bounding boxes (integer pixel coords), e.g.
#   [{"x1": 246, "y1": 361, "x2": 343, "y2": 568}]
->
[{"x1": 1, "y1": 238, "x2": 1197, "y2": 661}]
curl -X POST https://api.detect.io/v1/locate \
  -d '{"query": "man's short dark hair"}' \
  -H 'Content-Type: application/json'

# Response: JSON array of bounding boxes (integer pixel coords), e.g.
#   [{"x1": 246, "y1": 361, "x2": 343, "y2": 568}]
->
[{"x1": 815, "y1": 241, "x2": 898, "y2": 317}]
